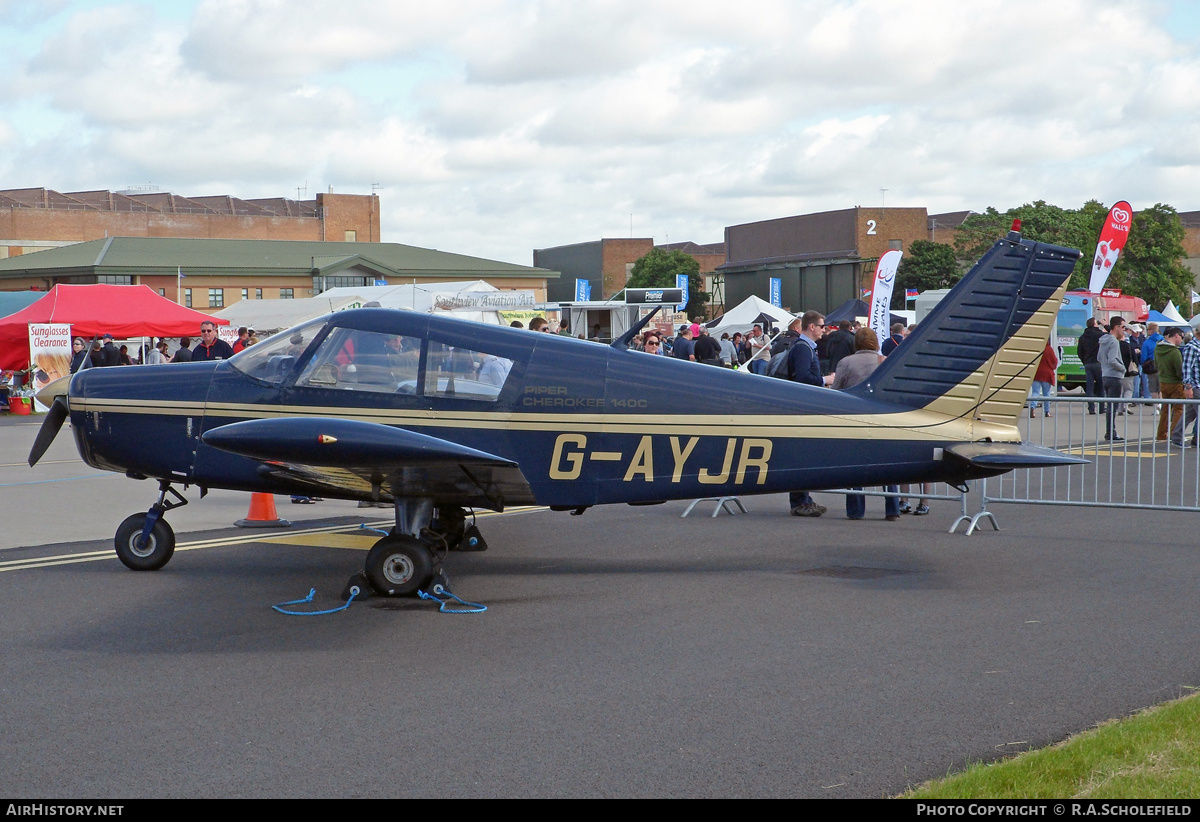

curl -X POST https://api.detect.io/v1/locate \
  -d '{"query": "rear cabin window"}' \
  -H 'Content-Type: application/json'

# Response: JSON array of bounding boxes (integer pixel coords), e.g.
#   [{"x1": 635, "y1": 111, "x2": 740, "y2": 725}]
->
[{"x1": 423, "y1": 340, "x2": 512, "y2": 402}]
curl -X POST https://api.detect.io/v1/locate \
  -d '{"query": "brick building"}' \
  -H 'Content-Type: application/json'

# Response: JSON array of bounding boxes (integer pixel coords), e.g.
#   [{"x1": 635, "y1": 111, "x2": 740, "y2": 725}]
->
[
  {"x1": 718, "y1": 207, "x2": 931, "y2": 314},
  {"x1": 534, "y1": 238, "x2": 655, "y2": 302},
  {"x1": 0, "y1": 187, "x2": 380, "y2": 259}
]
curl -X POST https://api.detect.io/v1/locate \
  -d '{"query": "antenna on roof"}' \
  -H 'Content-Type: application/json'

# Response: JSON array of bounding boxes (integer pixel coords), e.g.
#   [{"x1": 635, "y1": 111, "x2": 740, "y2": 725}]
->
[
  {"x1": 296, "y1": 181, "x2": 307, "y2": 200},
  {"x1": 371, "y1": 181, "x2": 382, "y2": 193}
]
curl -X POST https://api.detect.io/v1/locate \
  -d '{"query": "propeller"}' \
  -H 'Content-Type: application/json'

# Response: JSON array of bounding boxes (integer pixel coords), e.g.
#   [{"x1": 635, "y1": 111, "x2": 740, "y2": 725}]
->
[{"x1": 28, "y1": 375, "x2": 71, "y2": 467}]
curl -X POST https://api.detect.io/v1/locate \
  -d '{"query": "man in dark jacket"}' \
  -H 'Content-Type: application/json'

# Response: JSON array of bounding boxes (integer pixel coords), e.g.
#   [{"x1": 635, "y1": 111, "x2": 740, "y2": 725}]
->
[
  {"x1": 825, "y1": 320, "x2": 855, "y2": 375},
  {"x1": 880, "y1": 323, "x2": 906, "y2": 356},
  {"x1": 671, "y1": 325, "x2": 695, "y2": 361},
  {"x1": 692, "y1": 326, "x2": 723, "y2": 365},
  {"x1": 788, "y1": 311, "x2": 828, "y2": 517},
  {"x1": 98, "y1": 334, "x2": 121, "y2": 367},
  {"x1": 171, "y1": 337, "x2": 193, "y2": 363},
  {"x1": 192, "y1": 321, "x2": 235, "y2": 361},
  {"x1": 1077, "y1": 318, "x2": 1103, "y2": 414}
]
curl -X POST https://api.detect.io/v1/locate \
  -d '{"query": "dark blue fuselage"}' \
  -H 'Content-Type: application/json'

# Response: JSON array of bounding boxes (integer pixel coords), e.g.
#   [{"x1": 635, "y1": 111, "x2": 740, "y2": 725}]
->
[{"x1": 68, "y1": 309, "x2": 997, "y2": 509}]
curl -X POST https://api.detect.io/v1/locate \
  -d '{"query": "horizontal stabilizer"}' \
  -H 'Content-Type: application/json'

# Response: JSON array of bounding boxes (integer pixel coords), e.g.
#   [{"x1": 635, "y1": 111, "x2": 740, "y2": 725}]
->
[
  {"x1": 203, "y1": 417, "x2": 517, "y2": 467},
  {"x1": 944, "y1": 442, "x2": 1088, "y2": 470}
]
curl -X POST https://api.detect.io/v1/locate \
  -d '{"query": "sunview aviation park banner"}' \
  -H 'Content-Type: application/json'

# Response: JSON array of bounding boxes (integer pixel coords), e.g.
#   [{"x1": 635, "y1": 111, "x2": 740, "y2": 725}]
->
[
  {"x1": 28, "y1": 323, "x2": 72, "y2": 412},
  {"x1": 869, "y1": 250, "x2": 902, "y2": 343},
  {"x1": 1087, "y1": 200, "x2": 1132, "y2": 294}
]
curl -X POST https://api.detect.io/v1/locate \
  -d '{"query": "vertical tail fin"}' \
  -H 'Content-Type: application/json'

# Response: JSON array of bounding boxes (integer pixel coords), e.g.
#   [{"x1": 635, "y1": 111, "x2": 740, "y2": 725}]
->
[{"x1": 853, "y1": 233, "x2": 1080, "y2": 425}]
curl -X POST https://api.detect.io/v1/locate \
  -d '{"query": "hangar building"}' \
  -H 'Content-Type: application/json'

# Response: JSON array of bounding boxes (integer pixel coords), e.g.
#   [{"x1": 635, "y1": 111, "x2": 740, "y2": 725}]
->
[{"x1": 0, "y1": 237, "x2": 558, "y2": 314}]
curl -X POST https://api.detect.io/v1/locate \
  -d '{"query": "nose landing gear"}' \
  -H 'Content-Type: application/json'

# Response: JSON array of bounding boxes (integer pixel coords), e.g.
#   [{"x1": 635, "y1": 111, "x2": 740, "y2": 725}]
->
[{"x1": 114, "y1": 482, "x2": 188, "y2": 571}]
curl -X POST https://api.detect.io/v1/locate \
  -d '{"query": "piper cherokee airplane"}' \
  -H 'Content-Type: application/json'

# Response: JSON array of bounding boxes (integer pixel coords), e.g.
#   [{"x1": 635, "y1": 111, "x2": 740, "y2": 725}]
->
[{"x1": 30, "y1": 226, "x2": 1086, "y2": 598}]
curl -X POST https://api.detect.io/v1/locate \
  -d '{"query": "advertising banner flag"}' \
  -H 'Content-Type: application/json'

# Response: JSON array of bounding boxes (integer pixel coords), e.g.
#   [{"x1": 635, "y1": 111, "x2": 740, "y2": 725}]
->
[
  {"x1": 769, "y1": 278, "x2": 782, "y2": 308},
  {"x1": 575, "y1": 279, "x2": 591, "y2": 301},
  {"x1": 676, "y1": 274, "x2": 689, "y2": 313},
  {"x1": 869, "y1": 250, "x2": 902, "y2": 342},
  {"x1": 1087, "y1": 200, "x2": 1133, "y2": 294},
  {"x1": 28, "y1": 323, "x2": 72, "y2": 412}
]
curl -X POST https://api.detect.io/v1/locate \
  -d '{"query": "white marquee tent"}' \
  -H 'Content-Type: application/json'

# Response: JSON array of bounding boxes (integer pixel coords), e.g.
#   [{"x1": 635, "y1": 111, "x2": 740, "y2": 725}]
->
[
  {"x1": 215, "y1": 280, "x2": 537, "y2": 334},
  {"x1": 704, "y1": 295, "x2": 795, "y2": 337}
]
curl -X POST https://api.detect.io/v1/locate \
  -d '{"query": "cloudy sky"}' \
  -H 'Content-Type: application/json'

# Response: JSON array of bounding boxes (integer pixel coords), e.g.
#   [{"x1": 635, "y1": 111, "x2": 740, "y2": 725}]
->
[{"x1": 1, "y1": 0, "x2": 1198, "y2": 264}]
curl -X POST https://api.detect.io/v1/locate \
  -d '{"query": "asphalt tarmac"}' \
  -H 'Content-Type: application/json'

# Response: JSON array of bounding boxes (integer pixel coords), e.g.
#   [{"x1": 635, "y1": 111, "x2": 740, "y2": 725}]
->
[{"x1": 2, "y1": 411, "x2": 1199, "y2": 798}]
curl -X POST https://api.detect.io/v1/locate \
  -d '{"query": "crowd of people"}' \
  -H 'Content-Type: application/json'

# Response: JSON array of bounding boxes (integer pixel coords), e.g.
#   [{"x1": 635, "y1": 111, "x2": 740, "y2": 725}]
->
[
  {"x1": 621, "y1": 312, "x2": 929, "y2": 520},
  {"x1": 1063, "y1": 317, "x2": 1200, "y2": 447},
  {"x1": 68, "y1": 324, "x2": 257, "y2": 373}
]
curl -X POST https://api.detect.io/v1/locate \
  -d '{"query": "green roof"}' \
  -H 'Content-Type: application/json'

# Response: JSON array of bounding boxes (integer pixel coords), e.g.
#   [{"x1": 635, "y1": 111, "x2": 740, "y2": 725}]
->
[{"x1": 0, "y1": 237, "x2": 558, "y2": 280}]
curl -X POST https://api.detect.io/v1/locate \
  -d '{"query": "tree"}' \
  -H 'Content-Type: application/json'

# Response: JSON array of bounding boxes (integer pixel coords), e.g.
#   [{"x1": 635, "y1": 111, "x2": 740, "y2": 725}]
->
[
  {"x1": 1113, "y1": 204, "x2": 1191, "y2": 310},
  {"x1": 1070, "y1": 199, "x2": 1111, "y2": 290},
  {"x1": 953, "y1": 206, "x2": 1012, "y2": 266},
  {"x1": 627, "y1": 248, "x2": 708, "y2": 318},
  {"x1": 892, "y1": 240, "x2": 958, "y2": 307}
]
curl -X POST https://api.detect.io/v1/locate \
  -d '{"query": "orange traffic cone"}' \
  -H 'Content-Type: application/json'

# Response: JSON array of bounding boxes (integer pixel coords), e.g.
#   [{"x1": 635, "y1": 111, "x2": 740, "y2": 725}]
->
[{"x1": 235, "y1": 493, "x2": 291, "y2": 528}]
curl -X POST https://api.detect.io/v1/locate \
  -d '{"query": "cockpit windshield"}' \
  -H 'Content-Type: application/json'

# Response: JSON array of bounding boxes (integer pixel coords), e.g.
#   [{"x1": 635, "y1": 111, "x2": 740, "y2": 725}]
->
[{"x1": 228, "y1": 318, "x2": 327, "y2": 385}]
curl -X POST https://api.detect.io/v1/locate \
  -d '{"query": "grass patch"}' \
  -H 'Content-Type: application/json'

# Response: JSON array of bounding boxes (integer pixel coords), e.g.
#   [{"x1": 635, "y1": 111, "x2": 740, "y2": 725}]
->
[{"x1": 904, "y1": 691, "x2": 1200, "y2": 798}]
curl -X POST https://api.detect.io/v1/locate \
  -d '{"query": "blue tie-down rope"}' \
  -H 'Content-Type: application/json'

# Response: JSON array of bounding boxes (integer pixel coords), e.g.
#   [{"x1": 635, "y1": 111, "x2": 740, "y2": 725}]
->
[
  {"x1": 272, "y1": 586, "x2": 361, "y2": 616},
  {"x1": 418, "y1": 588, "x2": 487, "y2": 614}
]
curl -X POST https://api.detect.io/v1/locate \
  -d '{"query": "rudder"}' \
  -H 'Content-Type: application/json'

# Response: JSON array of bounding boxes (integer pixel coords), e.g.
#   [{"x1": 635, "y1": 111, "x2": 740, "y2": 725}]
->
[{"x1": 852, "y1": 231, "x2": 1081, "y2": 425}]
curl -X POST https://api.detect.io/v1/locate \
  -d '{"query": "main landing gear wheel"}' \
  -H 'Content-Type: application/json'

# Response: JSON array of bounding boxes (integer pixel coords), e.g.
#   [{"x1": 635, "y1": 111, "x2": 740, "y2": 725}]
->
[
  {"x1": 364, "y1": 535, "x2": 433, "y2": 597},
  {"x1": 114, "y1": 513, "x2": 176, "y2": 571}
]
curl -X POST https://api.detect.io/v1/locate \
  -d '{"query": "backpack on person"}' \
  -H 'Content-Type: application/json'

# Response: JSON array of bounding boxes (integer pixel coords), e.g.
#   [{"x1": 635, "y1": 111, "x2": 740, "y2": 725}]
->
[{"x1": 766, "y1": 338, "x2": 796, "y2": 379}]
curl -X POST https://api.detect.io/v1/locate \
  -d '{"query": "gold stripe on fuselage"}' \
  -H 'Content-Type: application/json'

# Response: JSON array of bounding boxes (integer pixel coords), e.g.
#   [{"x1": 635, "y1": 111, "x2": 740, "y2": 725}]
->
[{"x1": 72, "y1": 396, "x2": 1019, "y2": 444}]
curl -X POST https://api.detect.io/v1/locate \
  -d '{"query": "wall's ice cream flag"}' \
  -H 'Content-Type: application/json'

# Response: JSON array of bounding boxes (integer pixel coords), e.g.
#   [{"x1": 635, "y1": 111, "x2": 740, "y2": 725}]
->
[{"x1": 1087, "y1": 201, "x2": 1132, "y2": 294}]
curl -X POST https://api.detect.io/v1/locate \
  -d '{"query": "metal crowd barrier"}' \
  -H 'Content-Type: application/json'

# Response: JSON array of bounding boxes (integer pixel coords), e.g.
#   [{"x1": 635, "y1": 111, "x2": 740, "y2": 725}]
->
[
  {"x1": 684, "y1": 394, "x2": 1200, "y2": 532},
  {"x1": 819, "y1": 484, "x2": 989, "y2": 534},
  {"x1": 680, "y1": 484, "x2": 984, "y2": 532},
  {"x1": 982, "y1": 394, "x2": 1200, "y2": 517}
]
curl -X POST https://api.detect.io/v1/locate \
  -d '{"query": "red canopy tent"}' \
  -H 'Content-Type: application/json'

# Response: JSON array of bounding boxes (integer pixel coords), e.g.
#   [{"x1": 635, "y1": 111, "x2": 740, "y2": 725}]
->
[{"x1": 0, "y1": 284, "x2": 228, "y2": 370}]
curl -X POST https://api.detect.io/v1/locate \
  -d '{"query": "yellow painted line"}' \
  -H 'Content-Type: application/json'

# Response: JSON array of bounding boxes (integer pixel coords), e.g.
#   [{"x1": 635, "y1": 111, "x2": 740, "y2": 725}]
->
[
  {"x1": 0, "y1": 507, "x2": 548, "y2": 573},
  {"x1": 1063, "y1": 447, "x2": 1175, "y2": 458},
  {"x1": 260, "y1": 533, "x2": 377, "y2": 550}
]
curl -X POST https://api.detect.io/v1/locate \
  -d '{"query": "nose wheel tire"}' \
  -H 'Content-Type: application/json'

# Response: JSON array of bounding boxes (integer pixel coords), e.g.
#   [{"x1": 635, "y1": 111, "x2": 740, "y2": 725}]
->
[
  {"x1": 114, "y1": 513, "x2": 176, "y2": 571},
  {"x1": 364, "y1": 535, "x2": 433, "y2": 597}
]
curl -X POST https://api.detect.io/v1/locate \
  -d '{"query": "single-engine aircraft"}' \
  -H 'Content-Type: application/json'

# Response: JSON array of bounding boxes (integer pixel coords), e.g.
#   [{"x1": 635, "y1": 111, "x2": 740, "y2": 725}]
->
[{"x1": 30, "y1": 227, "x2": 1086, "y2": 597}]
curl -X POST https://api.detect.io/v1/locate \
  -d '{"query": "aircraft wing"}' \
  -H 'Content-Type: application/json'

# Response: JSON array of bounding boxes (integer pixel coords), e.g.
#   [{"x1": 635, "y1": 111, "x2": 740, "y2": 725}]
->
[{"x1": 201, "y1": 417, "x2": 535, "y2": 510}]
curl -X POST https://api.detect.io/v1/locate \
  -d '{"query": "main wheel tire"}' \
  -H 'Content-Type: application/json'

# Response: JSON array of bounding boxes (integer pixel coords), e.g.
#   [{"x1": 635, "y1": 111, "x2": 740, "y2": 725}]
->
[
  {"x1": 114, "y1": 513, "x2": 176, "y2": 571},
  {"x1": 364, "y1": 535, "x2": 433, "y2": 597}
]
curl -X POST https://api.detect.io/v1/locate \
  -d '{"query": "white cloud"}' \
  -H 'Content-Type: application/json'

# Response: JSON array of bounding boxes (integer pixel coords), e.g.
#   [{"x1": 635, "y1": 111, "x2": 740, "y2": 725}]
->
[{"x1": 0, "y1": 0, "x2": 1198, "y2": 264}]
